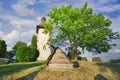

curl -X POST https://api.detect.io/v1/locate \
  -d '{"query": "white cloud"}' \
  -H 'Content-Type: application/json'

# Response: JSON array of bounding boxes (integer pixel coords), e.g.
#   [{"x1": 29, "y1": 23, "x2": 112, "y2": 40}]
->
[
  {"x1": 0, "y1": 14, "x2": 37, "y2": 30},
  {"x1": 0, "y1": 14, "x2": 21, "y2": 21},
  {"x1": 37, "y1": 0, "x2": 50, "y2": 3},
  {"x1": 2, "y1": 30, "x2": 19, "y2": 50},
  {"x1": 0, "y1": 14, "x2": 39, "y2": 50},
  {"x1": 17, "y1": 0, "x2": 35, "y2": 5},
  {"x1": 96, "y1": 4, "x2": 120, "y2": 13},
  {"x1": 2, "y1": 30, "x2": 19, "y2": 44},
  {"x1": 11, "y1": 0, "x2": 39, "y2": 16},
  {"x1": 111, "y1": 16, "x2": 120, "y2": 32},
  {"x1": 21, "y1": 30, "x2": 35, "y2": 42},
  {"x1": 10, "y1": 19, "x2": 37, "y2": 30},
  {"x1": 112, "y1": 49, "x2": 120, "y2": 53},
  {"x1": 0, "y1": 31, "x2": 4, "y2": 37},
  {"x1": 1, "y1": 30, "x2": 36, "y2": 50},
  {"x1": 97, "y1": 0, "x2": 118, "y2": 4}
]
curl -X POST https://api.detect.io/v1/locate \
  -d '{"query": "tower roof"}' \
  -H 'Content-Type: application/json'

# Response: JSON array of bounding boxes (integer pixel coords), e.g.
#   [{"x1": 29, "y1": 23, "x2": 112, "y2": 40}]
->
[
  {"x1": 36, "y1": 17, "x2": 46, "y2": 33},
  {"x1": 36, "y1": 25, "x2": 44, "y2": 33}
]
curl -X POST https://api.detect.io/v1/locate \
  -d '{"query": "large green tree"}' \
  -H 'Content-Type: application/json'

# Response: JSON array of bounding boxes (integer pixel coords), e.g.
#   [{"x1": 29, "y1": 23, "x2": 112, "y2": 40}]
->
[
  {"x1": 43, "y1": 2, "x2": 119, "y2": 59},
  {"x1": 0, "y1": 39, "x2": 7, "y2": 58}
]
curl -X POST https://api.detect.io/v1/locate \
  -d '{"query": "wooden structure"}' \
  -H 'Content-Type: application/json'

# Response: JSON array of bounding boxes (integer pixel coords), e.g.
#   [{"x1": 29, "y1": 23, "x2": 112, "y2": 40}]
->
[
  {"x1": 92, "y1": 57, "x2": 102, "y2": 62},
  {"x1": 47, "y1": 47, "x2": 73, "y2": 69}
]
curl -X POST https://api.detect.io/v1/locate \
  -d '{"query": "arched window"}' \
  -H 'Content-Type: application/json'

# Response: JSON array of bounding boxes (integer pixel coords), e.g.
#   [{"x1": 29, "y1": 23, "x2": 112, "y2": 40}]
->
[{"x1": 43, "y1": 45, "x2": 46, "y2": 50}]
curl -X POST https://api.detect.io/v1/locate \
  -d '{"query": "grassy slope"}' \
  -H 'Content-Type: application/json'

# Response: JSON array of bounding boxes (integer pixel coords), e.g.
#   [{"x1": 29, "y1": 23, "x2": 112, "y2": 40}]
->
[{"x1": 0, "y1": 61, "x2": 120, "y2": 80}]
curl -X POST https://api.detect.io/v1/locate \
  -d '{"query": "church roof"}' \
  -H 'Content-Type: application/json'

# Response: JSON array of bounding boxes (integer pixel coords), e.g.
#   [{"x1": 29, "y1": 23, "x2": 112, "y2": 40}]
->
[{"x1": 36, "y1": 25, "x2": 44, "y2": 33}]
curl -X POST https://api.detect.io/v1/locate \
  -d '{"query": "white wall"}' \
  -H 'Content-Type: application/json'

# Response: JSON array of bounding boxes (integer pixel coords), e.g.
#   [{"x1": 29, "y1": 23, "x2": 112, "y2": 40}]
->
[{"x1": 37, "y1": 28, "x2": 51, "y2": 60}]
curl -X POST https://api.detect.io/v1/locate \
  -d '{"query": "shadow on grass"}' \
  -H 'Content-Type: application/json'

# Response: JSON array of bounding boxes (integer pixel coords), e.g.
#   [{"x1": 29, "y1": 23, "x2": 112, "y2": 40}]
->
[
  {"x1": 0, "y1": 61, "x2": 47, "y2": 77},
  {"x1": 95, "y1": 63, "x2": 120, "y2": 80},
  {"x1": 94, "y1": 74, "x2": 107, "y2": 80},
  {"x1": 17, "y1": 66, "x2": 45, "y2": 80}
]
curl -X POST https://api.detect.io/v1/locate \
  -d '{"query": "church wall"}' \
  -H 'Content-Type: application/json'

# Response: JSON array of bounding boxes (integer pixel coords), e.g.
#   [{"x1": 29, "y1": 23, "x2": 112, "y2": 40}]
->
[{"x1": 37, "y1": 28, "x2": 51, "y2": 60}]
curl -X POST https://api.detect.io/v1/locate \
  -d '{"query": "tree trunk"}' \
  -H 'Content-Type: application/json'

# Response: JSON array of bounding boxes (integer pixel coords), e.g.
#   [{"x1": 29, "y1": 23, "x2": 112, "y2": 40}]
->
[{"x1": 70, "y1": 43, "x2": 77, "y2": 60}]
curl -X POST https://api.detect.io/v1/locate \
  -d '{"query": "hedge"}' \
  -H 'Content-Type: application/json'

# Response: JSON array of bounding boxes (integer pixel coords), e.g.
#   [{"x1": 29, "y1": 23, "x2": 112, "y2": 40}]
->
[{"x1": 16, "y1": 47, "x2": 39, "y2": 62}]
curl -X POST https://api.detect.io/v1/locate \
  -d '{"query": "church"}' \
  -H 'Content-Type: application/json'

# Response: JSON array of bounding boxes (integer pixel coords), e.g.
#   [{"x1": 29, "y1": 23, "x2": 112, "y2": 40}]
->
[{"x1": 36, "y1": 17, "x2": 51, "y2": 60}]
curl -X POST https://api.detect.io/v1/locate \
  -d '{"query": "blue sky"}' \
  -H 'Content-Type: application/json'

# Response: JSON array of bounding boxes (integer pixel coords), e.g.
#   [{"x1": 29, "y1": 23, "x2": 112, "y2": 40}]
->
[{"x1": 0, "y1": 0, "x2": 120, "y2": 62}]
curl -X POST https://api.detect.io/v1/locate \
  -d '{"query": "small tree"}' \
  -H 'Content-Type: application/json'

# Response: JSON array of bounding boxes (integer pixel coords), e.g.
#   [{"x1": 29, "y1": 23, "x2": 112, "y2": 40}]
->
[
  {"x1": 43, "y1": 2, "x2": 119, "y2": 59},
  {"x1": 0, "y1": 39, "x2": 7, "y2": 58},
  {"x1": 29, "y1": 34, "x2": 37, "y2": 48}
]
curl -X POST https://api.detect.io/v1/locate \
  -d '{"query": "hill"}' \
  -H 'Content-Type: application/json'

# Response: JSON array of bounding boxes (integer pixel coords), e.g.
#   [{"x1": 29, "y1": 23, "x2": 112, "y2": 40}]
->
[{"x1": 0, "y1": 61, "x2": 120, "y2": 80}]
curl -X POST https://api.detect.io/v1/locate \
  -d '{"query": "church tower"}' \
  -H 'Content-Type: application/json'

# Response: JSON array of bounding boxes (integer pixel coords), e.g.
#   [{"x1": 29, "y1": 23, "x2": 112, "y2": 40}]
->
[{"x1": 36, "y1": 17, "x2": 51, "y2": 60}]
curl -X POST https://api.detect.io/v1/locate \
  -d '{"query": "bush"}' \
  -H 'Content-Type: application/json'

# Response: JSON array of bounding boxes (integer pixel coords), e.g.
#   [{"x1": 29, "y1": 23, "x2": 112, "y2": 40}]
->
[
  {"x1": 77, "y1": 56, "x2": 81, "y2": 60},
  {"x1": 109, "y1": 59, "x2": 120, "y2": 63},
  {"x1": 16, "y1": 47, "x2": 39, "y2": 62},
  {"x1": 81, "y1": 57, "x2": 87, "y2": 61},
  {"x1": 116, "y1": 59, "x2": 120, "y2": 63}
]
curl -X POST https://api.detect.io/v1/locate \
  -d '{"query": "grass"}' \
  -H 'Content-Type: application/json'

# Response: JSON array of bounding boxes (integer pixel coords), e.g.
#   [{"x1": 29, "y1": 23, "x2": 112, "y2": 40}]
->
[
  {"x1": 0, "y1": 61, "x2": 120, "y2": 80},
  {"x1": 0, "y1": 60, "x2": 47, "y2": 80}
]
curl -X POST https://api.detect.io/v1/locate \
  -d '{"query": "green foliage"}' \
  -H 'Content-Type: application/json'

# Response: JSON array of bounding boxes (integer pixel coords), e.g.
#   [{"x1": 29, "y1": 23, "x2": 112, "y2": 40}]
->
[
  {"x1": 43, "y1": 2, "x2": 119, "y2": 59},
  {"x1": 109, "y1": 59, "x2": 120, "y2": 63},
  {"x1": 13, "y1": 41, "x2": 27, "y2": 51},
  {"x1": 0, "y1": 39, "x2": 7, "y2": 58},
  {"x1": 5, "y1": 51, "x2": 15, "y2": 59},
  {"x1": 16, "y1": 47, "x2": 39, "y2": 62},
  {"x1": 30, "y1": 34, "x2": 37, "y2": 48},
  {"x1": 0, "y1": 61, "x2": 47, "y2": 77}
]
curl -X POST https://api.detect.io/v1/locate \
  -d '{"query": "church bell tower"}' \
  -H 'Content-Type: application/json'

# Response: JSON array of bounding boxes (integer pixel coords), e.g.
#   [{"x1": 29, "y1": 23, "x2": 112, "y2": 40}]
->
[{"x1": 36, "y1": 17, "x2": 51, "y2": 60}]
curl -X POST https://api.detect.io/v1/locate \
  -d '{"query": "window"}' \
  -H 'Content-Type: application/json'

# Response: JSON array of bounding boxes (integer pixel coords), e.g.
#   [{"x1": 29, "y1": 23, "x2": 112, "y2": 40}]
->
[{"x1": 43, "y1": 45, "x2": 46, "y2": 50}]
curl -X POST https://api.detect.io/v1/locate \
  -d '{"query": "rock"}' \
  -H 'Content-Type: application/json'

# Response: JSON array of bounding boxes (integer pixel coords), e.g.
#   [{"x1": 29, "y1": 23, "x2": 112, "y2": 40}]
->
[
  {"x1": 0, "y1": 58, "x2": 10, "y2": 65},
  {"x1": 94, "y1": 74, "x2": 107, "y2": 80}
]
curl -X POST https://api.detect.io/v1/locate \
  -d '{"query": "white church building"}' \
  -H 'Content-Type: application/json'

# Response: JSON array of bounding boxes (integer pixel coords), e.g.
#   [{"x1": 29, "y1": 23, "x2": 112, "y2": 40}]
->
[{"x1": 36, "y1": 17, "x2": 51, "y2": 60}]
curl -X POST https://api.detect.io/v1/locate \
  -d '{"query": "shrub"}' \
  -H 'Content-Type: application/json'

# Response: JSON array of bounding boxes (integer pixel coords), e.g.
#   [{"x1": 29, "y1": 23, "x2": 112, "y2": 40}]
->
[
  {"x1": 81, "y1": 57, "x2": 87, "y2": 61},
  {"x1": 109, "y1": 59, "x2": 120, "y2": 63},
  {"x1": 116, "y1": 59, "x2": 120, "y2": 63},
  {"x1": 16, "y1": 47, "x2": 39, "y2": 62},
  {"x1": 77, "y1": 56, "x2": 81, "y2": 60}
]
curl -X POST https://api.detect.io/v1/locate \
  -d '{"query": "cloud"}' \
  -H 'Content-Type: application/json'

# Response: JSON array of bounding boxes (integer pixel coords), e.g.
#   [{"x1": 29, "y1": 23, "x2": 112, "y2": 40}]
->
[
  {"x1": 21, "y1": 30, "x2": 35, "y2": 43},
  {"x1": 112, "y1": 49, "x2": 120, "y2": 53},
  {"x1": 97, "y1": 0, "x2": 118, "y2": 4},
  {"x1": 0, "y1": 31, "x2": 4, "y2": 37},
  {"x1": 111, "y1": 16, "x2": 120, "y2": 32},
  {"x1": 2, "y1": 30, "x2": 35, "y2": 50},
  {"x1": 0, "y1": 14, "x2": 38, "y2": 50},
  {"x1": 0, "y1": 14, "x2": 21, "y2": 21},
  {"x1": 2, "y1": 30, "x2": 19, "y2": 50},
  {"x1": 0, "y1": 14, "x2": 37, "y2": 30},
  {"x1": 37, "y1": 0, "x2": 50, "y2": 3},
  {"x1": 11, "y1": 0, "x2": 39, "y2": 16},
  {"x1": 10, "y1": 19, "x2": 37, "y2": 30},
  {"x1": 96, "y1": 4, "x2": 120, "y2": 13}
]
